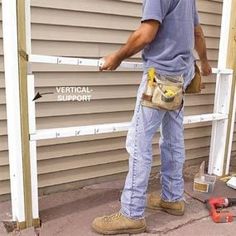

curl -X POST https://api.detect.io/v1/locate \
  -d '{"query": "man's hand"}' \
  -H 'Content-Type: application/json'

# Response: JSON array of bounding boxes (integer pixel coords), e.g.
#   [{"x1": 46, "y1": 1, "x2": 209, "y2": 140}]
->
[
  {"x1": 100, "y1": 53, "x2": 122, "y2": 71},
  {"x1": 194, "y1": 25, "x2": 212, "y2": 76},
  {"x1": 200, "y1": 60, "x2": 212, "y2": 76}
]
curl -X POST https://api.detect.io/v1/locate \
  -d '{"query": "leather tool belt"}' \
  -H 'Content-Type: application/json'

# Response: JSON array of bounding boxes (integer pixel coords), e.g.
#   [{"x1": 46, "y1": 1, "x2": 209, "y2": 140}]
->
[
  {"x1": 185, "y1": 63, "x2": 204, "y2": 94},
  {"x1": 141, "y1": 68, "x2": 184, "y2": 111}
]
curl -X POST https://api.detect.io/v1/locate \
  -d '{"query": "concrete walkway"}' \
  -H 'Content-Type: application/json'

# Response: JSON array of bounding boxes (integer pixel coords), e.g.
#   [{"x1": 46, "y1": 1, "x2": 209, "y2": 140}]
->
[{"x1": 0, "y1": 177, "x2": 236, "y2": 236}]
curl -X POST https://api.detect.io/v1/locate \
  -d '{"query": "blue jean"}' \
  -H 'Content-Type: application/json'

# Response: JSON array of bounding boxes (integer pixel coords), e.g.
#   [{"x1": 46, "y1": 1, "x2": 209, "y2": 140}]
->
[{"x1": 120, "y1": 72, "x2": 192, "y2": 219}]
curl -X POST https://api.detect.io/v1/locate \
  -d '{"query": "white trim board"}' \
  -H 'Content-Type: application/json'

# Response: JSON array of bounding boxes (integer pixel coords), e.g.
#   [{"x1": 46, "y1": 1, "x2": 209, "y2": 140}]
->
[{"x1": 30, "y1": 113, "x2": 228, "y2": 141}]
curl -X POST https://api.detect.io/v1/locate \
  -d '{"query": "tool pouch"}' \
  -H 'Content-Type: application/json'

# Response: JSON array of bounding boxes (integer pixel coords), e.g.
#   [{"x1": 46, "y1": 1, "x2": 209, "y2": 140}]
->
[
  {"x1": 185, "y1": 63, "x2": 204, "y2": 94},
  {"x1": 141, "y1": 68, "x2": 184, "y2": 111}
]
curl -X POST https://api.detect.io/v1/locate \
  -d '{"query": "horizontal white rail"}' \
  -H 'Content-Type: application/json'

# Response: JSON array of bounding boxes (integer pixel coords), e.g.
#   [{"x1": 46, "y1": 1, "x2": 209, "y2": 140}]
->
[
  {"x1": 30, "y1": 113, "x2": 227, "y2": 141},
  {"x1": 183, "y1": 113, "x2": 227, "y2": 124},
  {"x1": 29, "y1": 54, "x2": 233, "y2": 74},
  {"x1": 29, "y1": 54, "x2": 143, "y2": 70},
  {"x1": 30, "y1": 122, "x2": 130, "y2": 141}
]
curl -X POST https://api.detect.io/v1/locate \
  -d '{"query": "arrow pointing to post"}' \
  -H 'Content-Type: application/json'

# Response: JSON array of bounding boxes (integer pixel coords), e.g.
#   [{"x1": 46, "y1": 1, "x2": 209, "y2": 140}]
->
[{"x1": 32, "y1": 91, "x2": 54, "y2": 101}]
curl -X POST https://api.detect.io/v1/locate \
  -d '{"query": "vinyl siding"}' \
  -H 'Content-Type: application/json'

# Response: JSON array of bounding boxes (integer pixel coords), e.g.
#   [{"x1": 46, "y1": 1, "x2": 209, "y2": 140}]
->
[
  {"x1": 0, "y1": 0, "x2": 226, "y2": 196},
  {"x1": 231, "y1": 124, "x2": 236, "y2": 167}
]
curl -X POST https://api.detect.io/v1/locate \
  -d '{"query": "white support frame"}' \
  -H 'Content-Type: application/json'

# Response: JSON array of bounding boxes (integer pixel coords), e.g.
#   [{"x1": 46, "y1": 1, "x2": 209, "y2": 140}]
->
[
  {"x1": 2, "y1": 0, "x2": 235, "y2": 227},
  {"x1": 208, "y1": 0, "x2": 235, "y2": 176},
  {"x1": 29, "y1": 113, "x2": 228, "y2": 141},
  {"x1": 208, "y1": 73, "x2": 233, "y2": 175},
  {"x1": 27, "y1": 75, "x2": 39, "y2": 220},
  {"x1": 28, "y1": 54, "x2": 232, "y2": 75},
  {"x1": 29, "y1": 54, "x2": 144, "y2": 70},
  {"x1": 2, "y1": 0, "x2": 26, "y2": 223}
]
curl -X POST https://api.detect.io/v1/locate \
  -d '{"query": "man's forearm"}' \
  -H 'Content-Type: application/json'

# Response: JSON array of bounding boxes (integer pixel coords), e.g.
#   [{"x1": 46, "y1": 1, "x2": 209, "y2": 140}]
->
[
  {"x1": 100, "y1": 21, "x2": 159, "y2": 71},
  {"x1": 115, "y1": 21, "x2": 159, "y2": 61},
  {"x1": 194, "y1": 26, "x2": 208, "y2": 62},
  {"x1": 116, "y1": 30, "x2": 150, "y2": 61},
  {"x1": 194, "y1": 25, "x2": 212, "y2": 76}
]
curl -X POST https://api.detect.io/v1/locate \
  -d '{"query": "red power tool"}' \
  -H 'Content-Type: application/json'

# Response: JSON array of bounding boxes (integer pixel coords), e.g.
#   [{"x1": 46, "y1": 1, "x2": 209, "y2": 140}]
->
[{"x1": 205, "y1": 197, "x2": 236, "y2": 223}]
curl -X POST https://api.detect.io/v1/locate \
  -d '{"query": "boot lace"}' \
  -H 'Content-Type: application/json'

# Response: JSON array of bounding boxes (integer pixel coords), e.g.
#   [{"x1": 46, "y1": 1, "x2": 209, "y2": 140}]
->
[{"x1": 103, "y1": 212, "x2": 122, "y2": 222}]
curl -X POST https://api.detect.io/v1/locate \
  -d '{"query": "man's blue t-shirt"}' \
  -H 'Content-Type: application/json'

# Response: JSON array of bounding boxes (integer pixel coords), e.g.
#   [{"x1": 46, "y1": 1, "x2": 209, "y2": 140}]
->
[{"x1": 142, "y1": 0, "x2": 199, "y2": 80}]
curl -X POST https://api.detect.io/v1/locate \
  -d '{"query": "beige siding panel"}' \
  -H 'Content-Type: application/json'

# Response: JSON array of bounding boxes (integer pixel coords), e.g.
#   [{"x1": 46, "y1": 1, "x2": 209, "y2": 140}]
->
[
  {"x1": 31, "y1": 0, "x2": 142, "y2": 18},
  {"x1": 0, "y1": 71, "x2": 217, "y2": 89},
  {"x1": 0, "y1": 136, "x2": 211, "y2": 182},
  {"x1": 0, "y1": 106, "x2": 217, "y2": 136},
  {"x1": 0, "y1": 180, "x2": 9, "y2": 195},
  {"x1": 0, "y1": 82, "x2": 217, "y2": 104},
  {"x1": 1, "y1": 134, "x2": 211, "y2": 170},
  {"x1": 0, "y1": 147, "x2": 211, "y2": 184},
  {"x1": 0, "y1": 82, "x2": 216, "y2": 105},
  {"x1": 0, "y1": 31, "x2": 224, "y2": 60},
  {"x1": 0, "y1": 121, "x2": 213, "y2": 166},
  {"x1": 0, "y1": 3, "x2": 9, "y2": 195},
  {"x1": 0, "y1": 117, "x2": 213, "y2": 152},
  {"x1": 0, "y1": 124, "x2": 212, "y2": 164},
  {"x1": 0, "y1": 25, "x2": 220, "y2": 47},
  {"x1": 30, "y1": 9, "x2": 140, "y2": 31},
  {"x1": 0, "y1": 95, "x2": 214, "y2": 120},
  {"x1": 36, "y1": 147, "x2": 211, "y2": 188},
  {"x1": 30, "y1": 0, "x2": 222, "y2": 18},
  {"x1": 232, "y1": 128, "x2": 236, "y2": 164},
  {"x1": 0, "y1": 0, "x2": 224, "y2": 196}
]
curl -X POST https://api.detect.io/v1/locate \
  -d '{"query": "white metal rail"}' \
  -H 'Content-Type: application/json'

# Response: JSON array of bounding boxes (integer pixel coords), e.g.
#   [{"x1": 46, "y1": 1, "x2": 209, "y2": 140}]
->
[
  {"x1": 29, "y1": 54, "x2": 144, "y2": 69},
  {"x1": 29, "y1": 54, "x2": 233, "y2": 74},
  {"x1": 30, "y1": 113, "x2": 228, "y2": 141}
]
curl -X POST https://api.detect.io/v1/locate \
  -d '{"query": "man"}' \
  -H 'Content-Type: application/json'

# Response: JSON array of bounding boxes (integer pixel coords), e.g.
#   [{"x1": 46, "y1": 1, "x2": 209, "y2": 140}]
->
[{"x1": 92, "y1": 0, "x2": 212, "y2": 234}]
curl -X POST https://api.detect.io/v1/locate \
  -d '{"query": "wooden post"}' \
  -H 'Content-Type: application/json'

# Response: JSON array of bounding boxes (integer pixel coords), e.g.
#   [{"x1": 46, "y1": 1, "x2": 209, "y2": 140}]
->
[
  {"x1": 226, "y1": 0, "x2": 236, "y2": 68},
  {"x1": 16, "y1": 0, "x2": 33, "y2": 228},
  {"x1": 224, "y1": 0, "x2": 236, "y2": 175}
]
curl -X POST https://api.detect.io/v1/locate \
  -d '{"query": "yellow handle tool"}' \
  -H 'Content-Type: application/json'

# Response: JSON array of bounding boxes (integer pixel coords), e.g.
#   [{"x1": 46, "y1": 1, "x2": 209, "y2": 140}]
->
[{"x1": 148, "y1": 67, "x2": 156, "y2": 87}]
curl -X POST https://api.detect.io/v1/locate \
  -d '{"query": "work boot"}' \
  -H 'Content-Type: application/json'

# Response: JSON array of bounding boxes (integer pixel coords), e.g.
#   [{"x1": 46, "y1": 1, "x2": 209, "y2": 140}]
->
[
  {"x1": 146, "y1": 193, "x2": 185, "y2": 216},
  {"x1": 92, "y1": 212, "x2": 146, "y2": 235}
]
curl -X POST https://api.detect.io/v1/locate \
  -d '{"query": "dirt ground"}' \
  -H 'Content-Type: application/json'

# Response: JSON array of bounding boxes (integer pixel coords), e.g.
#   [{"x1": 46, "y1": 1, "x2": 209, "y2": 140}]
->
[{"x1": 0, "y1": 163, "x2": 236, "y2": 236}]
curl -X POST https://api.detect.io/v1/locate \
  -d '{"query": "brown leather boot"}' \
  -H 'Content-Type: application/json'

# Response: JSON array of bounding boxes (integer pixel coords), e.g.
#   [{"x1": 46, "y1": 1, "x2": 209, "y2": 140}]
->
[
  {"x1": 146, "y1": 193, "x2": 185, "y2": 216},
  {"x1": 92, "y1": 212, "x2": 146, "y2": 235}
]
